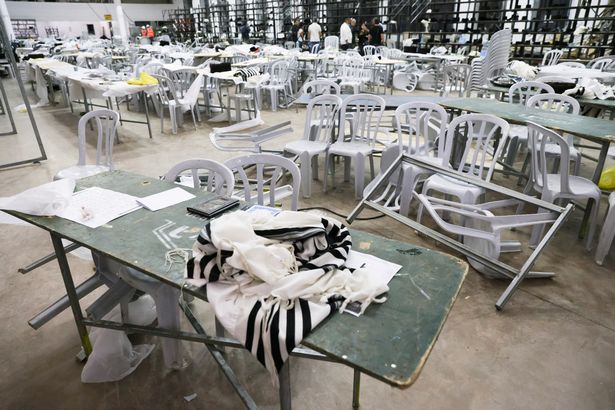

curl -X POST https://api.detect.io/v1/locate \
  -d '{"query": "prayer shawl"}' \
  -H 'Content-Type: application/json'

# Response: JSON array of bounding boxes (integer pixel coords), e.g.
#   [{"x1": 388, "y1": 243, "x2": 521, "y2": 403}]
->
[{"x1": 185, "y1": 210, "x2": 388, "y2": 380}]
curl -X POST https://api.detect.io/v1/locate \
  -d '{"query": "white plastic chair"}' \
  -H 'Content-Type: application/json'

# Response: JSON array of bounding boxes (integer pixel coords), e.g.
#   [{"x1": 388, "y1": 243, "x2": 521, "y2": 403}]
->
[
  {"x1": 324, "y1": 36, "x2": 339, "y2": 51},
  {"x1": 363, "y1": 45, "x2": 377, "y2": 56},
  {"x1": 339, "y1": 58, "x2": 367, "y2": 94},
  {"x1": 417, "y1": 113, "x2": 510, "y2": 222},
  {"x1": 595, "y1": 192, "x2": 615, "y2": 265},
  {"x1": 557, "y1": 61, "x2": 585, "y2": 68},
  {"x1": 394, "y1": 102, "x2": 450, "y2": 216},
  {"x1": 522, "y1": 93, "x2": 582, "y2": 176},
  {"x1": 261, "y1": 60, "x2": 292, "y2": 111},
  {"x1": 524, "y1": 122, "x2": 600, "y2": 250},
  {"x1": 302, "y1": 79, "x2": 340, "y2": 96},
  {"x1": 414, "y1": 193, "x2": 557, "y2": 277},
  {"x1": 152, "y1": 73, "x2": 202, "y2": 134},
  {"x1": 55, "y1": 109, "x2": 119, "y2": 180},
  {"x1": 284, "y1": 94, "x2": 342, "y2": 198},
  {"x1": 541, "y1": 49, "x2": 563, "y2": 66},
  {"x1": 503, "y1": 81, "x2": 555, "y2": 167},
  {"x1": 163, "y1": 159, "x2": 235, "y2": 196},
  {"x1": 326, "y1": 94, "x2": 385, "y2": 199},
  {"x1": 587, "y1": 56, "x2": 615, "y2": 71},
  {"x1": 224, "y1": 153, "x2": 301, "y2": 210},
  {"x1": 440, "y1": 63, "x2": 472, "y2": 97}
]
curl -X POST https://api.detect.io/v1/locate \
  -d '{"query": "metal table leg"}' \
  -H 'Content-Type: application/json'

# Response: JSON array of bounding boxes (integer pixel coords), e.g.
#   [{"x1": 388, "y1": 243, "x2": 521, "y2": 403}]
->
[
  {"x1": 352, "y1": 370, "x2": 361, "y2": 408},
  {"x1": 143, "y1": 92, "x2": 153, "y2": 139},
  {"x1": 50, "y1": 233, "x2": 92, "y2": 356},
  {"x1": 279, "y1": 361, "x2": 292, "y2": 410}
]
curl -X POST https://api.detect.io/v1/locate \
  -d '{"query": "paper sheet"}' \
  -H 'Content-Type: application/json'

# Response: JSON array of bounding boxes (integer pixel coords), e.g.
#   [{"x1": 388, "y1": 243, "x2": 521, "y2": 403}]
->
[
  {"x1": 57, "y1": 187, "x2": 142, "y2": 228},
  {"x1": 137, "y1": 187, "x2": 195, "y2": 211},
  {"x1": 343, "y1": 251, "x2": 402, "y2": 317}
]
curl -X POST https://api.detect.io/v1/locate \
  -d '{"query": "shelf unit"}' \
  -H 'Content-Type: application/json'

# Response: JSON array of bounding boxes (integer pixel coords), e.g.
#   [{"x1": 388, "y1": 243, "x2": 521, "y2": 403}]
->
[
  {"x1": 162, "y1": 0, "x2": 614, "y2": 62},
  {"x1": 399, "y1": 0, "x2": 615, "y2": 62},
  {"x1": 11, "y1": 19, "x2": 37, "y2": 40}
]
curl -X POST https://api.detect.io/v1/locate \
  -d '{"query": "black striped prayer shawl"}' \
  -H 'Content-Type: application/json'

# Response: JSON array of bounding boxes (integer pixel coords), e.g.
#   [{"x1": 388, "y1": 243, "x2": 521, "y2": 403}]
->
[{"x1": 186, "y1": 215, "x2": 352, "y2": 378}]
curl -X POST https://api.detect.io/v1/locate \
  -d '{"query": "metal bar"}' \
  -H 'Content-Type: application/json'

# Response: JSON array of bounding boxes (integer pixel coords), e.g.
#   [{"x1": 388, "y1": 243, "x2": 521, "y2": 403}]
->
[
  {"x1": 18, "y1": 242, "x2": 81, "y2": 274},
  {"x1": 496, "y1": 203, "x2": 574, "y2": 310},
  {"x1": 0, "y1": 22, "x2": 47, "y2": 168},
  {"x1": 143, "y1": 92, "x2": 153, "y2": 139},
  {"x1": 400, "y1": 155, "x2": 565, "y2": 213},
  {"x1": 365, "y1": 201, "x2": 519, "y2": 279},
  {"x1": 352, "y1": 370, "x2": 361, "y2": 409},
  {"x1": 50, "y1": 233, "x2": 92, "y2": 355},
  {"x1": 279, "y1": 361, "x2": 292, "y2": 410}
]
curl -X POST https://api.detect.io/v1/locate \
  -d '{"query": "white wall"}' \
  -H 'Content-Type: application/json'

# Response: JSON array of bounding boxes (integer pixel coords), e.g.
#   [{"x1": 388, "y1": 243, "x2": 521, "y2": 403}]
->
[{"x1": 6, "y1": 0, "x2": 183, "y2": 39}]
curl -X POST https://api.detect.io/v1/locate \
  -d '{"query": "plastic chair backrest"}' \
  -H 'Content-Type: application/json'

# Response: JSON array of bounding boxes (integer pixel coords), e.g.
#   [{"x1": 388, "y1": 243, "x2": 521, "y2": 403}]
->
[
  {"x1": 395, "y1": 102, "x2": 449, "y2": 159},
  {"x1": 303, "y1": 94, "x2": 342, "y2": 144},
  {"x1": 224, "y1": 153, "x2": 301, "y2": 210},
  {"x1": 526, "y1": 93, "x2": 580, "y2": 115},
  {"x1": 363, "y1": 45, "x2": 376, "y2": 56},
  {"x1": 447, "y1": 113, "x2": 510, "y2": 182},
  {"x1": 541, "y1": 49, "x2": 562, "y2": 66},
  {"x1": 508, "y1": 81, "x2": 555, "y2": 105},
  {"x1": 268, "y1": 60, "x2": 291, "y2": 85},
  {"x1": 587, "y1": 56, "x2": 615, "y2": 71},
  {"x1": 310, "y1": 43, "x2": 320, "y2": 53},
  {"x1": 557, "y1": 61, "x2": 585, "y2": 68},
  {"x1": 163, "y1": 159, "x2": 235, "y2": 196},
  {"x1": 442, "y1": 63, "x2": 472, "y2": 97},
  {"x1": 338, "y1": 94, "x2": 385, "y2": 146},
  {"x1": 302, "y1": 79, "x2": 341, "y2": 95},
  {"x1": 341, "y1": 57, "x2": 365, "y2": 80},
  {"x1": 527, "y1": 122, "x2": 572, "y2": 195},
  {"x1": 324, "y1": 36, "x2": 339, "y2": 50},
  {"x1": 167, "y1": 68, "x2": 196, "y2": 98},
  {"x1": 77, "y1": 109, "x2": 119, "y2": 169},
  {"x1": 151, "y1": 74, "x2": 179, "y2": 105}
]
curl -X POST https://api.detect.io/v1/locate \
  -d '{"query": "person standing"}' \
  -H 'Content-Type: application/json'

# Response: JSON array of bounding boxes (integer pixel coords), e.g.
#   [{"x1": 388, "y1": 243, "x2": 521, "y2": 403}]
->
[
  {"x1": 350, "y1": 18, "x2": 358, "y2": 46},
  {"x1": 368, "y1": 18, "x2": 384, "y2": 46},
  {"x1": 291, "y1": 18, "x2": 301, "y2": 46},
  {"x1": 308, "y1": 18, "x2": 322, "y2": 53},
  {"x1": 340, "y1": 17, "x2": 352, "y2": 51},
  {"x1": 146, "y1": 25, "x2": 155, "y2": 41},
  {"x1": 357, "y1": 21, "x2": 369, "y2": 55},
  {"x1": 240, "y1": 23, "x2": 250, "y2": 42}
]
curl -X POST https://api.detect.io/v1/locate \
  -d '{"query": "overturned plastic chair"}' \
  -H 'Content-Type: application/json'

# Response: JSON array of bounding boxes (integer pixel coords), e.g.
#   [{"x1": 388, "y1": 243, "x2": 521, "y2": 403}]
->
[{"x1": 414, "y1": 192, "x2": 558, "y2": 277}]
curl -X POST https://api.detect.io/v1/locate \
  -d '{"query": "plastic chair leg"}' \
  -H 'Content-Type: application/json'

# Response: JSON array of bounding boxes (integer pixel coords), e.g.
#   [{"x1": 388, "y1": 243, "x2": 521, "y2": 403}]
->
[
  {"x1": 595, "y1": 206, "x2": 615, "y2": 265},
  {"x1": 354, "y1": 154, "x2": 366, "y2": 200},
  {"x1": 585, "y1": 196, "x2": 600, "y2": 251}
]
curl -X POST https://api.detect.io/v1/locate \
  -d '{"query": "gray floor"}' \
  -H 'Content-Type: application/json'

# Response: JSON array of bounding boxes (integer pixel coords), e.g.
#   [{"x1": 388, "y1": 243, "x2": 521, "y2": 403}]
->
[{"x1": 0, "y1": 79, "x2": 614, "y2": 410}]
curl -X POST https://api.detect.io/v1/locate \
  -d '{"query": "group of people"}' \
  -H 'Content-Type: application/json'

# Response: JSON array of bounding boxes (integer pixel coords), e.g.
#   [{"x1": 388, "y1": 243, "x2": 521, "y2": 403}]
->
[{"x1": 290, "y1": 16, "x2": 385, "y2": 54}]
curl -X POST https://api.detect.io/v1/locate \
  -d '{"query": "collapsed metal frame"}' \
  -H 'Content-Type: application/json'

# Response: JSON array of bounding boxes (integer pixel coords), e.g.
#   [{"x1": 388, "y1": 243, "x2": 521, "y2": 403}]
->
[
  {"x1": 0, "y1": 20, "x2": 47, "y2": 169},
  {"x1": 347, "y1": 154, "x2": 574, "y2": 310}
]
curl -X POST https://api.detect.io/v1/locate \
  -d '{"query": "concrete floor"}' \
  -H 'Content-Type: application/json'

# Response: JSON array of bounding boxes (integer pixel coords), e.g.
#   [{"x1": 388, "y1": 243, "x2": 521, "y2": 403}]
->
[{"x1": 0, "y1": 79, "x2": 614, "y2": 410}]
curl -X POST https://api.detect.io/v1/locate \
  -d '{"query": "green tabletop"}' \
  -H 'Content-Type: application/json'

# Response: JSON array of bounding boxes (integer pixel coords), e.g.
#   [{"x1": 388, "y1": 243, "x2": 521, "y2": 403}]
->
[
  {"x1": 478, "y1": 84, "x2": 615, "y2": 109},
  {"x1": 441, "y1": 97, "x2": 615, "y2": 143},
  {"x1": 8, "y1": 170, "x2": 467, "y2": 388}
]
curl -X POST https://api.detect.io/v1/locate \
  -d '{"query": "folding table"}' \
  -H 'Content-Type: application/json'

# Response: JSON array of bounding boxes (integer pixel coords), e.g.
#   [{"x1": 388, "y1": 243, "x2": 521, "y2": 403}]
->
[{"x1": 6, "y1": 170, "x2": 468, "y2": 409}]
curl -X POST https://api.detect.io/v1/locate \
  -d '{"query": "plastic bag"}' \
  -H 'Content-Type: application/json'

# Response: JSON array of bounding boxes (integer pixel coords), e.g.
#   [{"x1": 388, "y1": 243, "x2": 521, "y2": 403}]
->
[
  {"x1": 81, "y1": 295, "x2": 156, "y2": 383},
  {"x1": 599, "y1": 167, "x2": 615, "y2": 190},
  {"x1": 0, "y1": 178, "x2": 75, "y2": 216},
  {"x1": 127, "y1": 71, "x2": 159, "y2": 85}
]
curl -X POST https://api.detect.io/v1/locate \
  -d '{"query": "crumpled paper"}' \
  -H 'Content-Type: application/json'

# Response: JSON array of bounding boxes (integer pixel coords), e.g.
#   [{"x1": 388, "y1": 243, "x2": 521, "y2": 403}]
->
[{"x1": 0, "y1": 178, "x2": 75, "y2": 216}]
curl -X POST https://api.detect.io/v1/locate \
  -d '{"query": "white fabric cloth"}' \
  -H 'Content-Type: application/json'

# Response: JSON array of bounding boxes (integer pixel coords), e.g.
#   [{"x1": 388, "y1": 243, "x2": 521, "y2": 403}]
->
[
  {"x1": 308, "y1": 23, "x2": 322, "y2": 42},
  {"x1": 186, "y1": 210, "x2": 389, "y2": 380},
  {"x1": 340, "y1": 22, "x2": 352, "y2": 45}
]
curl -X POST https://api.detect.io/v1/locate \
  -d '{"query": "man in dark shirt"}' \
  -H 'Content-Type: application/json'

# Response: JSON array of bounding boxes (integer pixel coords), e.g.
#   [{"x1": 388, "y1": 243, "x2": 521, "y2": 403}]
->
[{"x1": 368, "y1": 17, "x2": 384, "y2": 46}]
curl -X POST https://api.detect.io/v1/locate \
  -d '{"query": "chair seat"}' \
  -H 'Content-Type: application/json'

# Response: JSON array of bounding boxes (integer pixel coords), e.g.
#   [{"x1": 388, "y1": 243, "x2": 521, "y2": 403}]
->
[
  {"x1": 285, "y1": 140, "x2": 328, "y2": 156},
  {"x1": 54, "y1": 165, "x2": 110, "y2": 181},
  {"x1": 424, "y1": 173, "x2": 485, "y2": 200},
  {"x1": 539, "y1": 174, "x2": 601, "y2": 198},
  {"x1": 329, "y1": 142, "x2": 373, "y2": 156}
]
